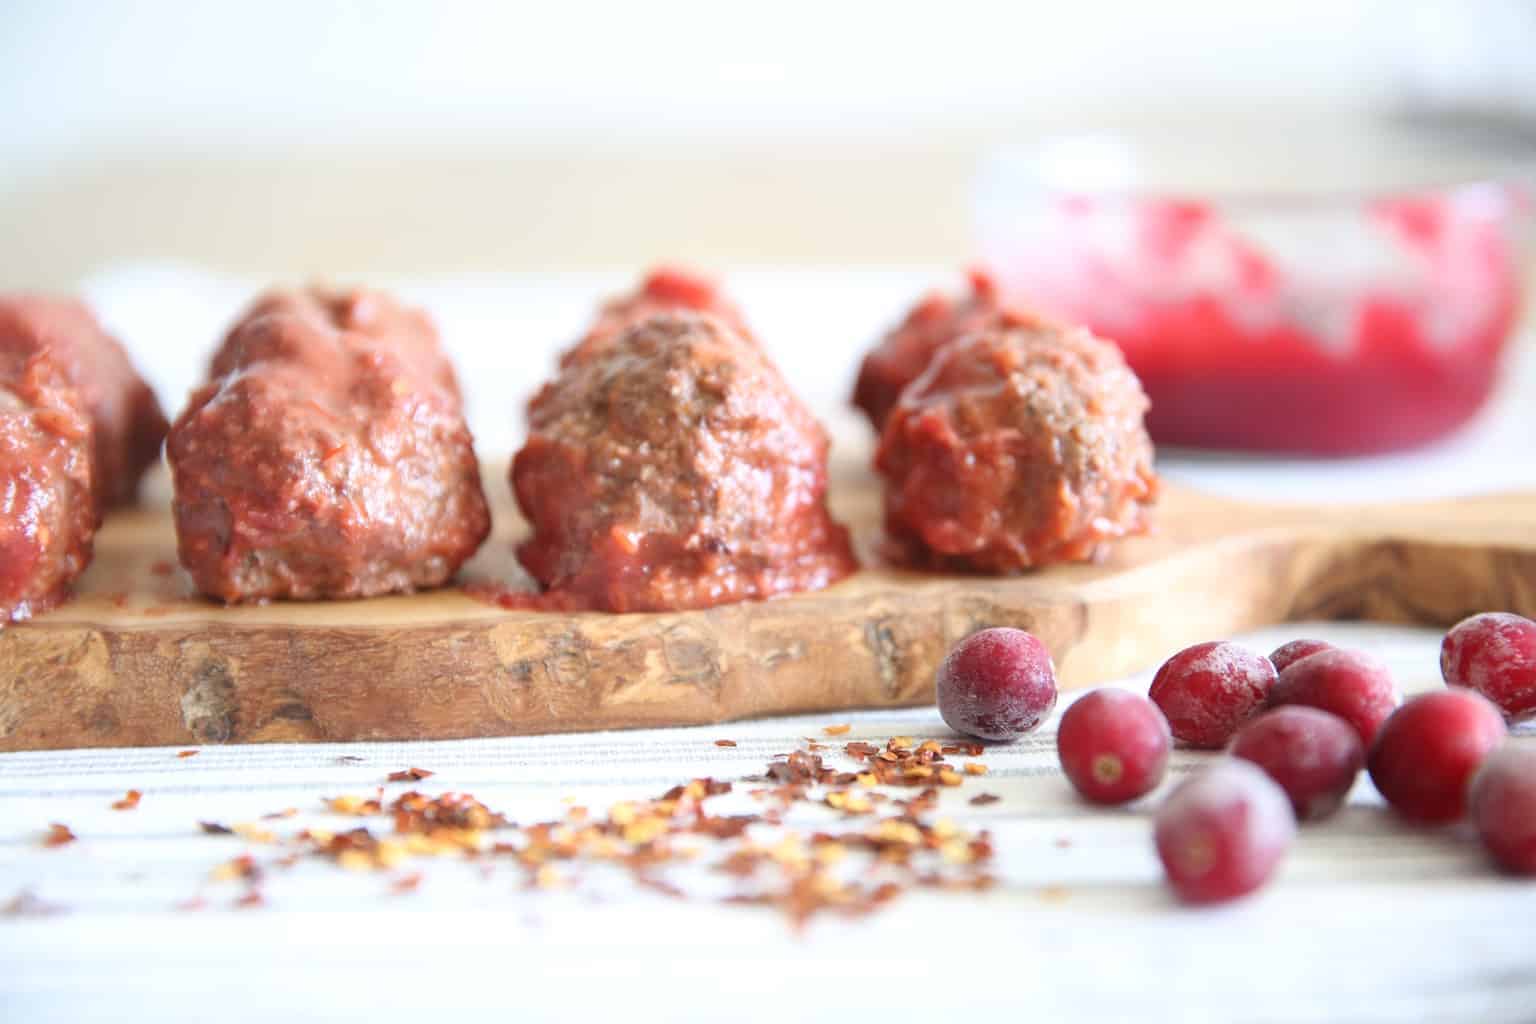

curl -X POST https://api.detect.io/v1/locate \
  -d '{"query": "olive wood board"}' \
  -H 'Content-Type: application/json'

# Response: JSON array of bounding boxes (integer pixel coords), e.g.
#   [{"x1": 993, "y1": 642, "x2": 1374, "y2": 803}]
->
[{"x1": 2, "y1": 457, "x2": 1534, "y2": 752}]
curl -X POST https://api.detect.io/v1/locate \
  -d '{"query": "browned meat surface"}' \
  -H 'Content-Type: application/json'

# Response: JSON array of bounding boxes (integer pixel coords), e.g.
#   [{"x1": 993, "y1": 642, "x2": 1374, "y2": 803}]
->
[
  {"x1": 169, "y1": 286, "x2": 490, "y2": 602},
  {"x1": 558, "y1": 266, "x2": 757, "y2": 369},
  {"x1": 513, "y1": 312, "x2": 855, "y2": 612},
  {"x1": 852, "y1": 269, "x2": 1053, "y2": 431},
  {"x1": 876, "y1": 320, "x2": 1158, "y2": 573}
]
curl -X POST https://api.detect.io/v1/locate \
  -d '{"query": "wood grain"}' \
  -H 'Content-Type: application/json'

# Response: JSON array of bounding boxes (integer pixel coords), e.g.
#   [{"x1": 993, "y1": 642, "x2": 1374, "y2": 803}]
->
[{"x1": 2, "y1": 457, "x2": 1534, "y2": 751}]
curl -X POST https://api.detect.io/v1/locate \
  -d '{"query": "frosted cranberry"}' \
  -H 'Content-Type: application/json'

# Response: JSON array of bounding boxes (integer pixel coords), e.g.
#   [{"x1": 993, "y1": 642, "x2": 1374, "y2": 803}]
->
[
  {"x1": 1440, "y1": 612, "x2": 1536, "y2": 722},
  {"x1": 1269, "y1": 648, "x2": 1399, "y2": 747},
  {"x1": 1228, "y1": 707, "x2": 1364, "y2": 822},
  {"x1": 1057, "y1": 689, "x2": 1171, "y2": 804},
  {"x1": 1154, "y1": 759, "x2": 1296, "y2": 905},
  {"x1": 1469, "y1": 745, "x2": 1536, "y2": 874},
  {"x1": 1367, "y1": 690, "x2": 1506, "y2": 824},
  {"x1": 1148, "y1": 641, "x2": 1276, "y2": 749},
  {"x1": 936, "y1": 627, "x2": 1058, "y2": 741},
  {"x1": 1269, "y1": 639, "x2": 1334, "y2": 674}
]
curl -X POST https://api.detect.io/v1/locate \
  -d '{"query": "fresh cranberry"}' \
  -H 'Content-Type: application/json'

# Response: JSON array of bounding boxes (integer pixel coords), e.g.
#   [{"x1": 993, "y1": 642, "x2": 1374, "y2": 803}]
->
[
  {"x1": 1469, "y1": 745, "x2": 1536, "y2": 874},
  {"x1": 1154, "y1": 759, "x2": 1296, "y2": 905},
  {"x1": 1440, "y1": 612, "x2": 1536, "y2": 722},
  {"x1": 1148, "y1": 641, "x2": 1276, "y2": 749},
  {"x1": 1057, "y1": 690, "x2": 1171, "y2": 804},
  {"x1": 1228, "y1": 707, "x2": 1364, "y2": 821},
  {"x1": 1367, "y1": 690, "x2": 1506, "y2": 823},
  {"x1": 1269, "y1": 648, "x2": 1399, "y2": 747},
  {"x1": 936, "y1": 627, "x2": 1058, "y2": 741},
  {"x1": 1269, "y1": 639, "x2": 1334, "y2": 674}
]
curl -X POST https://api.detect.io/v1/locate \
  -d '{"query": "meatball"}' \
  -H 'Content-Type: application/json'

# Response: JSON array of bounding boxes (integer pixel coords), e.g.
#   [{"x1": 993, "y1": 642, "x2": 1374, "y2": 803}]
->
[
  {"x1": 853, "y1": 268, "x2": 1043, "y2": 430},
  {"x1": 513, "y1": 313, "x2": 856, "y2": 612},
  {"x1": 0, "y1": 332, "x2": 95, "y2": 623},
  {"x1": 875, "y1": 321, "x2": 1157, "y2": 572},
  {"x1": 169, "y1": 287, "x2": 490, "y2": 602},
  {"x1": 558, "y1": 266, "x2": 756, "y2": 368},
  {"x1": 0, "y1": 296, "x2": 168, "y2": 509}
]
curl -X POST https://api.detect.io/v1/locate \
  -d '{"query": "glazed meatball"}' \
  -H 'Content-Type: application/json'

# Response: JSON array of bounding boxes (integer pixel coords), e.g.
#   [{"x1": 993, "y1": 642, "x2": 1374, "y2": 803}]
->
[
  {"x1": 558, "y1": 266, "x2": 756, "y2": 369},
  {"x1": 0, "y1": 296, "x2": 168, "y2": 510},
  {"x1": 513, "y1": 313, "x2": 856, "y2": 612},
  {"x1": 169, "y1": 287, "x2": 490, "y2": 602},
  {"x1": 853, "y1": 268, "x2": 1044, "y2": 430},
  {"x1": 876, "y1": 321, "x2": 1157, "y2": 572},
  {"x1": 0, "y1": 332, "x2": 95, "y2": 623}
]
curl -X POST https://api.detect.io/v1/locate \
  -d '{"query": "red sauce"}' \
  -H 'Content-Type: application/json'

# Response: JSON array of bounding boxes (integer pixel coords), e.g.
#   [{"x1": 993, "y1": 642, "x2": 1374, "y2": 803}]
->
[
  {"x1": 0, "y1": 332, "x2": 96, "y2": 623},
  {"x1": 987, "y1": 187, "x2": 1527, "y2": 455}
]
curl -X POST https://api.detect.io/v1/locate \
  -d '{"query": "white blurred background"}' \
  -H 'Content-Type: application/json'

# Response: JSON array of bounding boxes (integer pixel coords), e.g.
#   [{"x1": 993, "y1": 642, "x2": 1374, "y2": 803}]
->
[{"x1": 4, "y1": 0, "x2": 1535, "y2": 287}]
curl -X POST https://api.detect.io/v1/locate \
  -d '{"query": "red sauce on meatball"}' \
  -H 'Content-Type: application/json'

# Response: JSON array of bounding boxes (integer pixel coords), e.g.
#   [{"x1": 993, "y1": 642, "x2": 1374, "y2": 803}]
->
[
  {"x1": 169, "y1": 287, "x2": 490, "y2": 603},
  {"x1": 513, "y1": 313, "x2": 855, "y2": 612},
  {"x1": 0, "y1": 330, "x2": 95, "y2": 623},
  {"x1": 875, "y1": 320, "x2": 1157, "y2": 572},
  {"x1": 559, "y1": 266, "x2": 757, "y2": 369},
  {"x1": 0, "y1": 296, "x2": 167, "y2": 510},
  {"x1": 852, "y1": 269, "x2": 1049, "y2": 430}
]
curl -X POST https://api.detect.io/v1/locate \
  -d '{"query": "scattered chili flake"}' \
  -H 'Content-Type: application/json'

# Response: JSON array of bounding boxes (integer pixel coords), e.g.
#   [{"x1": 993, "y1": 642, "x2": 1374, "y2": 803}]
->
[
  {"x1": 3, "y1": 889, "x2": 68, "y2": 917},
  {"x1": 968, "y1": 793, "x2": 1002, "y2": 806},
  {"x1": 387, "y1": 768, "x2": 435, "y2": 783},
  {"x1": 714, "y1": 739, "x2": 738, "y2": 748},
  {"x1": 111, "y1": 789, "x2": 142, "y2": 811},
  {"x1": 199, "y1": 821, "x2": 235, "y2": 835},
  {"x1": 326, "y1": 794, "x2": 383, "y2": 816},
  {"x1": 169, "y1": 732, "x2": 999, "y2": 931},
  {"x1": 1055, "y1": 837, "x2": 1073, "y2": 849},
  {"x1": 234, "y1": 889, "x2": 265, "y2": 909},
  {"x1": 232, "y1": 823, "x2": 278, "y2": 844},
  {"x1": 43, "y1": 823, "x2": 76, "y2": 847},
  {"x1": 822, "y1": 724, "x2": 852, "y2": 736},
  {"x1": 209, "y1": 854, "x2": 262, "y2": 883},
  {"x1": 177, "y1": 750, "x2": 199, "y2": 759},
  {"x1": 390, "y1": 872, "x2": 423, "y2": 894},
  {"x1": 150, "y1": 560, "x2": 176, "y2": 577}
]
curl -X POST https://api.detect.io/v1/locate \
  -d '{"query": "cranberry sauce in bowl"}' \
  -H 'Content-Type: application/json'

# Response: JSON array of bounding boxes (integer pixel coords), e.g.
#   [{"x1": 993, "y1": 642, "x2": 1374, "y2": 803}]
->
[{"x1": 974, "y1": 130, "x2": 1531, "y2": 455}]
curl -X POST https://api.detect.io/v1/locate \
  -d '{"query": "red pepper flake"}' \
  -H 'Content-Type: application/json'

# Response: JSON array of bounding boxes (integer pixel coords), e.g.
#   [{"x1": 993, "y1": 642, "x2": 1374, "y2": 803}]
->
[
  {"x1": 111, "y1": 789, "x2": 142, "y2": 811},
  {"x1": 150, "y1": 560, "x2": 176, "y2": 577},
  {"x1": 1055, "y1": 837, "x2": 1073, "y2": 849},
  {"x1": 177, "y1": 750, "x2": 199, "y2": 759},
  {"x1": 3, "y1": 889, "x2": 68, "y2": 917},
  {"x1": 822, "y1": 724, "x2": 852, "y2": 736},
  {"x1": 199, "y1": 821, "x2": 235, "y2": 835},
  {"x1": 387, "y1": 768, "x2": 435, "y2": 783},
  {"x1": 390, "y1": 872, "x2": 424, "y2": 894},
  {"x1": 234, "y1": 888, "x2": 265, "y2": 909},
  {"x1": 43, "y1": 823, "x2": 76, "y2": 847},
  {"x1": 968, "y1": 793, "x2": 1001, "y2": 806},
  {"x1": 714, "y1": 739, "x2": 738, "y2": 748}
]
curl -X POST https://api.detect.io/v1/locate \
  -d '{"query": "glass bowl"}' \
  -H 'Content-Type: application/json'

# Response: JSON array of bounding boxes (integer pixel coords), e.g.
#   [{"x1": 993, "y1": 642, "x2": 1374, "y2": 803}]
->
[{"x1": 974, "y1": 132, "x2": 1533, "y2": 455}]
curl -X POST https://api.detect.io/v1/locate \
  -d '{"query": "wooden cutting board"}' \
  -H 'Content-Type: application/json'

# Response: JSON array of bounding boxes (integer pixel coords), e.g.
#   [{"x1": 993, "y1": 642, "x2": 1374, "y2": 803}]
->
[{"x1": 2, "y1": 455, "x2": 1533, "y2": 751}]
